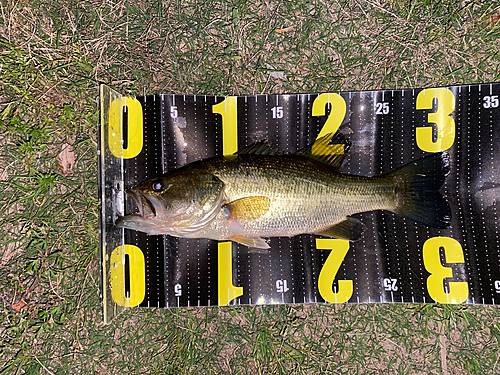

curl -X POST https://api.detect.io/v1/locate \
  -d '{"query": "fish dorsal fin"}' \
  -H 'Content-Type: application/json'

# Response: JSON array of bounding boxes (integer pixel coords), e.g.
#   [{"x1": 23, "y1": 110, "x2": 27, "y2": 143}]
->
[
  {"x1": 236, "y1": 142, "x2": 282, "y2": 156},
  {"x1": 295, "y1": 132, "x2": 350, "y2": 170},
  {"x1": 314, "y1": 217, "x2": 364, "y2": 241},
  {"x1": 223, "y1": 196, "x2": 271, "y2": 220}
]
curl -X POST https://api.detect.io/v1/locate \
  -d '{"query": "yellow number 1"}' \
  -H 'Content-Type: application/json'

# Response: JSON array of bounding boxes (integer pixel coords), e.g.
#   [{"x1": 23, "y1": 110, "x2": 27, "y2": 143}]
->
[
  {"x1": 218, "y1": 242, "x2": 243, "y2": 305},
  {"x1": 213, "y1": 97, "x2": 238, "y2": 156}
]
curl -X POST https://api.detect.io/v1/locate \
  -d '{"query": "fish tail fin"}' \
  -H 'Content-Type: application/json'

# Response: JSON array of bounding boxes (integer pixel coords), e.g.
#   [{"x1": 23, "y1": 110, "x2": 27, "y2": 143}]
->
[{"x1": 388, "y1": 152, "x2": 451, "y2": 229}]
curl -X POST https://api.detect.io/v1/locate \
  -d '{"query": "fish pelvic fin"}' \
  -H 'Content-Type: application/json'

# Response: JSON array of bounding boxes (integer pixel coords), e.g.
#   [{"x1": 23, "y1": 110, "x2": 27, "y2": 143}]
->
[
  {"x1": 388, "y1": 152, "x2": 451, "y2": 229},
  {"x1": 230, "y1": 235, "x2": 270, "y2": 249},
  {"x1": 314, "y1": 217, "x2": 364, "y2": 241}
]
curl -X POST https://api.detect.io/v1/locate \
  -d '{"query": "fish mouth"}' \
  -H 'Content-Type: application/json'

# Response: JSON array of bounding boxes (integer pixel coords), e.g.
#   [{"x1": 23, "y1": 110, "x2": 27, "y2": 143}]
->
[
  {"x1": 126, "y1": 188, "x2": 165, "y2": 218},
  {"x1": 127, "y1": 189, "x2": 150, "y2": 217},
  {"x1": 115, "y1": 189, "x2": 166, "y2": 234}
]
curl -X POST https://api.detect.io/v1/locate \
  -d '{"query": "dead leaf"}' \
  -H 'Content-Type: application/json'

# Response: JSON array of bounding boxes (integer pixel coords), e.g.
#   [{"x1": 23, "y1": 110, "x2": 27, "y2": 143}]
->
[
  {"x1": 11, "y1": 298, "x2": 27, "y2": 312},
  {"x1": 486, "y1": 14, "x2": 500, "y2": 26},
  {"x1": 57, "y1": 143, "x2": 75, "y2": 174},
  {"x1": 264, "y1": 63, "x2": 288, "y2": 81},
  {"x1": 276, "y1": 24, "x2": 296, "y2": 33}
]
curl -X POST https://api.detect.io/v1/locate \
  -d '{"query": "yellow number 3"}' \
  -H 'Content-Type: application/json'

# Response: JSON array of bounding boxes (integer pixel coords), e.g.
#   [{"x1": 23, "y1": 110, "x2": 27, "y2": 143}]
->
[
  {"x1": 416, "y1": 88, "x2": 455, "y2": 152},
  {"x1": 423, "y1": 237, "x2": 469, "y2": 304}
]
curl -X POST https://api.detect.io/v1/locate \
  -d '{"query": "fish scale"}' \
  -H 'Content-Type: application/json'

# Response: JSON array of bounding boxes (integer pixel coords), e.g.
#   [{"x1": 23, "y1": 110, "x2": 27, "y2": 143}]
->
[{"x1": 209, "y1": 156, "x2": 395, "y2": 237}]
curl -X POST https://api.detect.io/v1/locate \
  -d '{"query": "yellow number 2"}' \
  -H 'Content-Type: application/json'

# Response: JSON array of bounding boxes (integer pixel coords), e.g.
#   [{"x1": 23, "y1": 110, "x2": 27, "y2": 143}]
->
[
  {"x1": 416, "y1": 88, "x2": 455, "y2": 152},
  {"x1": 312, "y1": 93, "x2": 347, "y2": 155},
  {"x1": 423, "y1": 237, "x2": 469, "y2": 304},
  {"x1": 316, "y1": 239, "x2": 353, "y2": 303}
]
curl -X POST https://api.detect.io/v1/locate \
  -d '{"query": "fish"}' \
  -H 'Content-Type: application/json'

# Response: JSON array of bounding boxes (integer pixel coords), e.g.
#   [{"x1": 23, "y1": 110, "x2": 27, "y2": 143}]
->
[{"x1": 115, "y1": 133, "x2": 451, "y2": 249}]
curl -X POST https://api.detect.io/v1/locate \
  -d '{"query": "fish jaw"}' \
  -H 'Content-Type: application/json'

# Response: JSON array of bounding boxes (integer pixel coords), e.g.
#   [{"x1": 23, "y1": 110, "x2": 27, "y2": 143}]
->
[
  {"x1": 115, "y1": 213, "x2": 169, "y2": 234},
  {"x1": 115, "y1": 211, "x2": 197, "y2": 236},
  {"x1": 126, "y1": 187, "x2": 170, "y2": 219}
]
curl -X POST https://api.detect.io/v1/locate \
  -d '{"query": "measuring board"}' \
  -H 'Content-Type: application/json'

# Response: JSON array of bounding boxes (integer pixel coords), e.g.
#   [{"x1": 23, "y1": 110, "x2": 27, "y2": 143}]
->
[{"x1": 99, "y1": 84, "x2": 500, "y2": 323}]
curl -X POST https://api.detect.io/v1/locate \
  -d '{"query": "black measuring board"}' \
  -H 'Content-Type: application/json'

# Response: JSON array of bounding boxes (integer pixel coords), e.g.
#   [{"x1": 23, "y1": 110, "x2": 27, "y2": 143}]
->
[{"x1": 99, "y1": 84, "x2": 500, "y2": 322}]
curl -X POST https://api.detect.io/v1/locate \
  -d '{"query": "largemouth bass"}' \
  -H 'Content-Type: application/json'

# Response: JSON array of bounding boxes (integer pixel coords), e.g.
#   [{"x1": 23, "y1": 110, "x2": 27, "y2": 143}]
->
[{"x1": 116, "y1": 133, "x2": 451, "y2": 248}]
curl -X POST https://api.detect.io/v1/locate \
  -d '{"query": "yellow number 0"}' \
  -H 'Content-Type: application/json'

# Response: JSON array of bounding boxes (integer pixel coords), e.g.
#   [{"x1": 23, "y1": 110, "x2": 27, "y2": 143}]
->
[
  {"x1": 110, "y1": 244, "x2": 146, "y2": 307},
  {"x1": 108, "y1": 97, "x2": 144, "y2": 159},
  {"x1": 316, "y1": 239, "x2": 353, "y2": 303},
  {"x1": 416, "y1": 88, "x2": 455, "y2": 152},
  {"x1": 423, "y1": 237, "x2": 468, "y2": 304}
]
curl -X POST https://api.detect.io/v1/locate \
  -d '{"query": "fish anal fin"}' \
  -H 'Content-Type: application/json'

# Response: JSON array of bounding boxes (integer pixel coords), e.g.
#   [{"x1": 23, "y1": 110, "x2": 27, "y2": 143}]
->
[
  {"x1": 314, "y1": 217, "x2": 364, "y2": 241},
  {"x1": 231, "y1": 235, "x2": 270, "y2": 249},
  {"x1": 224, "y1": 196, "x2": 271, "y2": 220}
]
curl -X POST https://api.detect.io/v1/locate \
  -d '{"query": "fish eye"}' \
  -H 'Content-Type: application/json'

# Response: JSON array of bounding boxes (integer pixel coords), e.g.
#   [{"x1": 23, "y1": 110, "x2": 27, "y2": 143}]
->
[{"x1": 151, "y1": 180, "x2": 165, "y2": 192}]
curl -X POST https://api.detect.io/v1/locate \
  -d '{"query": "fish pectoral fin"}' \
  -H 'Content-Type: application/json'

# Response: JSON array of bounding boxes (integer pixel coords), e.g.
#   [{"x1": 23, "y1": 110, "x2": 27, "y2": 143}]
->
[
  {"x1": 314, "y1": 217, "x2": 364, "y2": 241},
  {"x1": 230, "y1": 235, "x2": 270, "y2": 249},
  {"x1": 224, "y1": 196, "x2": 271, "y2": 220}
]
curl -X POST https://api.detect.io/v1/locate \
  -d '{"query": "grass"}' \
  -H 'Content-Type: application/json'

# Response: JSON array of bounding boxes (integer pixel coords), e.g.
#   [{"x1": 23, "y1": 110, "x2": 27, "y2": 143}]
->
[{"x1": 1, "y1": 0, "x2": 500, "y2": 373}]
